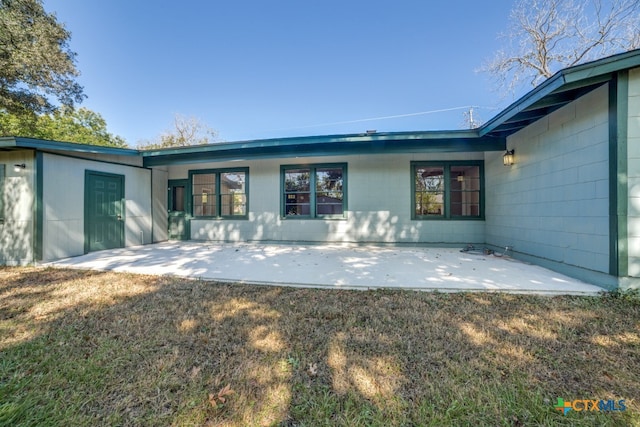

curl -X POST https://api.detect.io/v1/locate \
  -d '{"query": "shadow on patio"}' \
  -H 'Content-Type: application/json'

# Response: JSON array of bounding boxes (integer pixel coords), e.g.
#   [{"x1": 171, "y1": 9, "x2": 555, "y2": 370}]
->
[{"x1": 47, "y1": 242, "x2": 606, "y2": 295}]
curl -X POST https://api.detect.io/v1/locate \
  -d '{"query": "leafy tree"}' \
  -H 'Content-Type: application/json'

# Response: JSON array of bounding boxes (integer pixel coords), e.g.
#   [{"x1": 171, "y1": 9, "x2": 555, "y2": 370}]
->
[
  {"x1": 0, "y1": 107, "x2": 127, "y2": 147},
  {"x1": 479, "y1": 0, "x2": 640, "y2": 95},
  {"x1": 0, "y1": 110, "x2": 39, "y2": 136},
  {"x1": 137, "y1": 114, "x2": 219, "y2": 150},
  {"x1": 0, "y1": 0, "x2": 85, "y2": 114}
]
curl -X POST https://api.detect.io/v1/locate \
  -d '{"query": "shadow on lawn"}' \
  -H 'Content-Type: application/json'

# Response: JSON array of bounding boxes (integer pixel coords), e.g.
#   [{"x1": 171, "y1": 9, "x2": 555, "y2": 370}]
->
[{"x1": 0, "y1": 267, "x2": 638, "y2": 426}]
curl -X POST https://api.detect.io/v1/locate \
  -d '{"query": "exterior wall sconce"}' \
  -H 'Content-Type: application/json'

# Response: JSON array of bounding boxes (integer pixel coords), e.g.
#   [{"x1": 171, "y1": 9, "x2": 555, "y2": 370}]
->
[
  {"x1": 503, "y1": 150, "x2": 515, "y2": 166},
  {"x1": 14, "y1": 163, "x2": 26, "y2": 172}
]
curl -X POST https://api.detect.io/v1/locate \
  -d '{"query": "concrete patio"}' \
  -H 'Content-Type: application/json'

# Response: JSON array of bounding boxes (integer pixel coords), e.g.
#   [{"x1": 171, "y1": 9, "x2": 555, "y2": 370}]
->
[{"x1": 45, "y1": 242, "x2": 607, "y2": 295}]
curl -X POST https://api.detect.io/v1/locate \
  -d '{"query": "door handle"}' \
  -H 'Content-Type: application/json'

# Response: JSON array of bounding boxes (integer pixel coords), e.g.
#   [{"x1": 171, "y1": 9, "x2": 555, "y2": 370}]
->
[{"x1": 117, "y1": 215, "x2": 123, "y2": 221}]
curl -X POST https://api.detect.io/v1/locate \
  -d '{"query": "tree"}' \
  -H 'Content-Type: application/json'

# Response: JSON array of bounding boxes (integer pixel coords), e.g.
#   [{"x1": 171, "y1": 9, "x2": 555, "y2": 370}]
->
[
  {"x1": 137, "y1": 114, "x2": 219, "y2": 150},
  {"x1": 0, "y1": 107, "x2": 127, "y2": 147},
  {"x1": 38, "y1": 107, "x2": 127, "y2": 147},
  {"x1": 479, "y1": 0, "x2": 640, "y2": 96},
  {"x1": 0, "y1": 0, "x2": 85, "y2": 114}
]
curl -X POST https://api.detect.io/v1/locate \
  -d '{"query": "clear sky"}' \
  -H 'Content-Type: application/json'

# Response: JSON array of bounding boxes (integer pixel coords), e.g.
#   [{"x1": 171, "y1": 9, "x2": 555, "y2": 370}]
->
[{"x1": 42, "y1": 1, "x2": 514, "y2": 146}]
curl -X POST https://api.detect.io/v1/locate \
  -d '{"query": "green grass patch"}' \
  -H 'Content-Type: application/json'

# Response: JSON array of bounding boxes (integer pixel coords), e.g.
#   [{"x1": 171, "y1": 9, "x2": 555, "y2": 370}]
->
[{"x1": 1, "y1": 266, "x2": 639, "y2": 426}]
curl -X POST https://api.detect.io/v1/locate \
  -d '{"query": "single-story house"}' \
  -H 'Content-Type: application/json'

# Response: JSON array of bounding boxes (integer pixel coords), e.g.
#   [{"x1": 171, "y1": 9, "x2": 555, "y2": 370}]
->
[{"x1": 2, "y1": 49, "x2": 640, "y2": 290}]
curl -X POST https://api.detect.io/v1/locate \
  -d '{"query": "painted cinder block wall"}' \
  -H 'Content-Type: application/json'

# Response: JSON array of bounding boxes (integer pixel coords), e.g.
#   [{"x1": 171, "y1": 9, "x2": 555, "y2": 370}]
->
[
  {"x1": 0, "y1": 150, "x2": 35, "y2": 265},
  {"x1": 44, "y1": 149, "x2": 143, "y2": 167},
  {"x1": 151, "y1": 166, "x2": 169, "y2": 243},
  {"x1": 627, "y1": 67, "x2": 640, "y2": 278},
  {"x1": 167, "y1": 152, "x2": 486, "y2": 244},
  {"x1": 41, "y1": 152, "x2": 153, "y2": 261},
  {"x1": 485, "y1": 84, "x2": 610, "y2": 278}
]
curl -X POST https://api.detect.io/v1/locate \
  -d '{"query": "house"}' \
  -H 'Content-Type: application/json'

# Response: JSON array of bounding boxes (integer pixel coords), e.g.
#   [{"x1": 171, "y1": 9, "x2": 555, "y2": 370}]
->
[{"x1": 1, "y1": 49, "x2": 640, "y2": 290}]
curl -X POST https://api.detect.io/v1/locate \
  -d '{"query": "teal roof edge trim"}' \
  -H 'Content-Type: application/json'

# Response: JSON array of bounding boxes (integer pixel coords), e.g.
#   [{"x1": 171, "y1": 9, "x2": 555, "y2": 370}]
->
[
  {"x1": 479, "y1": 48, "x2": 640, "y2": 137},
  {"x1": 142, "y1": 132, "x2": 506, "y2": 166},
  {"x1": 140, "y1": 129, "x2": 484, "y2": 156},
  {"x1": 2, "y1": 49, "x2": 639, "y2": 166},
  {"x1": 0, "y1": 136, "x2": 140, "y2": 156}
]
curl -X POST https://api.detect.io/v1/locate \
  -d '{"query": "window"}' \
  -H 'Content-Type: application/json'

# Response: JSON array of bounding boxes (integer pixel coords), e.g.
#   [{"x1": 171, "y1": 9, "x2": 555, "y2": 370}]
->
[
  {"x1": 190, "y1": 168, "x2": 248, "y2": 218},
  {"x1": 412, "y1": 161, "x2": 483, "y2": 219},
  {"x1": 170, "y1": 185, "x2": 185, "y2": 212},
  {"x1": 282, "y1": 164, "x2": 346, "y2": 218},
  {"x1": 0, "y1": 164, "x2": 4, "y2": 223}
]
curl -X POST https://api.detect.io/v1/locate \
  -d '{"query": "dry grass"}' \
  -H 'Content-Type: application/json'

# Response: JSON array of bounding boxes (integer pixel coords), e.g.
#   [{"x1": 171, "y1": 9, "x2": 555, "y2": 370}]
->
[{"x1": 1, "y1": 266, "x2": 639, "y2": 426}]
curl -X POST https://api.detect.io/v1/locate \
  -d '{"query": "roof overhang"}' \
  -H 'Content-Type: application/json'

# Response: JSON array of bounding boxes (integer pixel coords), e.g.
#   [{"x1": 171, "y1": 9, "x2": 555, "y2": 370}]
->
[
  {"x1": 0, "y1": 137, "x2": 140, "y2": 156},
  {"x1": 3, "y1": 50, "x2": 640, "y2": 166},
  {"x1": 479, "y1": 49, "x2": 640, "y2": 138},
  {"x1": 141, "y1": 130, "x2": 505, "y2": 166}
]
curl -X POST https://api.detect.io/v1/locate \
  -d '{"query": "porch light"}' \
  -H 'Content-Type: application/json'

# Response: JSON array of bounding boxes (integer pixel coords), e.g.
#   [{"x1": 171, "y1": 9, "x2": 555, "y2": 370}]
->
[
  {"x1": 502, "y1": 150, "x2": 515, "y2": 166},
  {"x1": 13, "y1": 163, "x2": 26, "y2": 172}
]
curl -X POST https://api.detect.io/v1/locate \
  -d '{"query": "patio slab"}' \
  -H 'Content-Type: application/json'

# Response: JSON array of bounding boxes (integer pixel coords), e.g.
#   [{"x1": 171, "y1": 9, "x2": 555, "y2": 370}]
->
[{"x1": 47, "y1": 242, "x2": 606, "y2": 295}]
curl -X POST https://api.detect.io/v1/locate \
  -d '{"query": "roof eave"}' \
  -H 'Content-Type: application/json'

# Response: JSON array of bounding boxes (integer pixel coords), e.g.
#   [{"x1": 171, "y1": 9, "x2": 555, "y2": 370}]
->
[
  {"x1": 139, "y1": 130, "x2": 484, "y2": 158},
  {"x1": 479, "y1": 49, "x2": 640, "y2": 138},
  {"x1": 142, "y1": 133, "x2": 506, "y2": 167},
  {"x1": 479, "y1": 73, "x2": 566, "y2": 137},
  {"x1": 0, "y1": 136, "x2": 140, "y2": 156}
]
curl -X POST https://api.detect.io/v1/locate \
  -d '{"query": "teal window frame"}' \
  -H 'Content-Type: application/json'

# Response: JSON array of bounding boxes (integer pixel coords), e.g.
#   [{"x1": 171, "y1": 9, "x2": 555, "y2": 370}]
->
[
  {"x1": 411, "y1": 161, "x2": 484, "y2": 220},
  {"x1": 0, "y1": 164, "x2": 5, "y2": 223},
  {"x1": 188, "y1": 167, "x2": 249, "y2": 219},
  {"x1": 281, "y1": 163, "x2": 347, "y2": 219}
]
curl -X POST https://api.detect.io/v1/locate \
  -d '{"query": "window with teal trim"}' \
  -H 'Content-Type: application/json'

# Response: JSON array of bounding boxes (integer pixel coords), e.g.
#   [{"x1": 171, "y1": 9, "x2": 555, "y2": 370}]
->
[
  {"x1": 282, "y1": 164, "x2": 346, "y2": 218},
  {"x1": 412, "y1": 162, "x2": 483, "y2": 219},
  {"x1": 191, "y1": 169, "x2": 248, "y2": 218},
  {"x1": 0, "y1": 164, "x2": 4, "y2": 223}
]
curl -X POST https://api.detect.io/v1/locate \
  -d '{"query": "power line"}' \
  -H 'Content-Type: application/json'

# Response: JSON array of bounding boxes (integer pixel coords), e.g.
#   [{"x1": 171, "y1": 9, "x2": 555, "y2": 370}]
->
[{"x1": 266, "y1": 105, "x2": 499, "y2": 133}]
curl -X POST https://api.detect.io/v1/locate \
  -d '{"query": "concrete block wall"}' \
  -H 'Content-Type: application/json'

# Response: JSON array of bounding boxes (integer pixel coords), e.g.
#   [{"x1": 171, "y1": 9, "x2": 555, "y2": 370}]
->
[
  {"x1": 151, "y1": 167, "x2": 169, "y2": 243},
  {"x1": 0, "y1": 150, "x2": 35, "y2": 265},
  {"x1": 42, "y1": 153, "x2": 153, "y2": 261},
  {"x1": 485, "y1": 84, "x2": 610, "y2": 273},
  {"x1": 47, "y1": 149, "x2": 143, "y2": 167},
  {"x1": 168, "y1": 152, "x2": 486, "y2": 244},
  {"x1": 627, "y1": 67, "x2": 640, "y2": 276}
]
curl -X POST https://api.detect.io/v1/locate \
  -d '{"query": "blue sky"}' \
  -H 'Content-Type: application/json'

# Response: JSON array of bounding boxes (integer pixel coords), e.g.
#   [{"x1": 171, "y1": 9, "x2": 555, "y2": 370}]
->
[{"x1": 43, "y1": 1, "x2": 514, "y2": 145}]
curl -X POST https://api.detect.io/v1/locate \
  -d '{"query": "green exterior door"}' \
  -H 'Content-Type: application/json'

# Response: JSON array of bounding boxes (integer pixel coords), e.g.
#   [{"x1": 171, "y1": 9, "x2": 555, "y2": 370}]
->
[
  {"x1": 168, "y1": 179, "x2": 190, "y2": 240},
  {"x1": 85, "y1": 171, "x2": 125, "y2": 252}
]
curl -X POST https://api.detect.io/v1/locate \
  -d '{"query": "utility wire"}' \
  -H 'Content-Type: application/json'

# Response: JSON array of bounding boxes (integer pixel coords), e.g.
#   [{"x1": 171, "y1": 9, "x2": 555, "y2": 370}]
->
[{"x1": 266, "y1": 105, "x2": 499, "y2": 133}]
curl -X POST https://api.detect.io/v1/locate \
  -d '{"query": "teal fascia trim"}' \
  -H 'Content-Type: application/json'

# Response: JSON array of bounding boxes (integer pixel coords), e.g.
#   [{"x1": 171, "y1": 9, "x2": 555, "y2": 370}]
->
[
  {"x1": 34, "y1": 151, "x2": 44, "y2": 261},
  {"x1": 479, "y1": 49, "x2": 640, "y2": 138},
  {"x1": 143, "y1": 132, "x2": 505, "y2": 167},
  {"x1": 561, "y1": 49, "x2": 640, "y2": 84},
  {"x1": 141, "y1": 130, "x2": 480, "y2": 156},
  {"x1": 0, "y1": 137, "x2": 139, "y2": 156},
  {"x1": 479, "y1": 74, "x2": 566, "y2": 137},
  {"x1": 609, "y1": 72, "x2": 629, "y2": 277},
  {"x1": 551, "y1": 74, "x2": 612, "y2": 94}
]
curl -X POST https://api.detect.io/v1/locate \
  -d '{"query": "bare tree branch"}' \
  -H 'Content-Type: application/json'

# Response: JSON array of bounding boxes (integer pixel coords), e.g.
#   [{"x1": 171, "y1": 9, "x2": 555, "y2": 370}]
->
[
  {"x1": 478, "y1": 0, "x2": 640, "y2": 98},
  {"x1": 137, "y1": 114, "x2": 220, "y2": 150}
]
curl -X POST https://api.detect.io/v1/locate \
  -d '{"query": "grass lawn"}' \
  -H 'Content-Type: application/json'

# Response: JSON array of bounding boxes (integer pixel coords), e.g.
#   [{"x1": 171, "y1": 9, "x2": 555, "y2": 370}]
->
[{"x1": 1, "y1": 267, "x2": 639, "y2": 426}]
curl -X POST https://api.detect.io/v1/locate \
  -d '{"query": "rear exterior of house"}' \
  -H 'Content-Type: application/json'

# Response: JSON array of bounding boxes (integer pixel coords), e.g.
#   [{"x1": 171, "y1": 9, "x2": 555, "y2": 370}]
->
[
  {"x1": 1, "y1": 50, "x2": 640, "y2": 290},
  {"x1": 158, "y1": 152, "x2": 488, "y2": 245},
  {"x1": 0, "y1": 141, "x2": 161, "y2": 265}
]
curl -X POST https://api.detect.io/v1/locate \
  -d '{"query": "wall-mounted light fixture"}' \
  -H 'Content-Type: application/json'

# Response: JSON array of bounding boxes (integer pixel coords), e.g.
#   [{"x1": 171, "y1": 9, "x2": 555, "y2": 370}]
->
[
  {"x1": 13, "y1": 163, "x2": 26, "y2": 172},
  {"x1": 503, "y1": 150, "x2": 515, "y2": 166}
]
